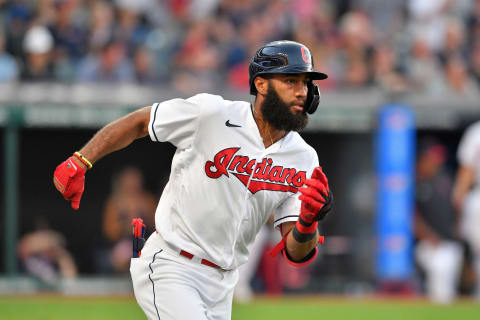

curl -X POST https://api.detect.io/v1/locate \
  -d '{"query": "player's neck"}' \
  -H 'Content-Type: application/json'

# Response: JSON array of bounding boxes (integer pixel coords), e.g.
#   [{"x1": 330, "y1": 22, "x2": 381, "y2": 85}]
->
[{"x1": 251, "y1": 104, "x2": 285, "y2": 148}]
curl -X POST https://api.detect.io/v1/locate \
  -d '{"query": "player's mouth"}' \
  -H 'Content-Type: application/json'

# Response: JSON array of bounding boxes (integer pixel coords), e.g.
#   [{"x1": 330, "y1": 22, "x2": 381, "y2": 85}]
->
[
  {"x1": 291, "y1": 101, "x2": 305, "y2": 112},
  {"x1": 292, "y1": 106, "x2": 303, "y2": 112}
]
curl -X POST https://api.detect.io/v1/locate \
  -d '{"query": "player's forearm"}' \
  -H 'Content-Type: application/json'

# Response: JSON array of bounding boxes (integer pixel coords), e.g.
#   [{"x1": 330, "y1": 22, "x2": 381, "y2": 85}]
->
[
  {"x1": 79, "y1": 107, "x2": 151, "y2": 164},
  {"x1": 285, "y1": 229, "x2": 318, "y2": 261}
]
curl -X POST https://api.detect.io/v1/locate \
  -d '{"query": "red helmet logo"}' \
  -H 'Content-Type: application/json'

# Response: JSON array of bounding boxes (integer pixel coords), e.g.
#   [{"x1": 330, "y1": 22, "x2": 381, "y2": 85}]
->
[{"x1": 301, "y1": 47, "x2": 311, "y2": 64}]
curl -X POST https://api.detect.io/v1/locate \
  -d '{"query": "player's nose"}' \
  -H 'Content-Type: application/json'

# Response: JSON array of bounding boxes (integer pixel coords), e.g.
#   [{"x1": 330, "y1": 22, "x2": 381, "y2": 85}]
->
[{"x1": 294, "y1": 82, "x2": 308, "y2": 99}]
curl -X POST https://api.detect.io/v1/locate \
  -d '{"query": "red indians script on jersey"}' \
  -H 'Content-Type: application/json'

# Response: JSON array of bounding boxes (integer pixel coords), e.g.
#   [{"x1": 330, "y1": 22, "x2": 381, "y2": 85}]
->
[{"x1": 205, "y1": 147, "x2": 306, "y2": 194}]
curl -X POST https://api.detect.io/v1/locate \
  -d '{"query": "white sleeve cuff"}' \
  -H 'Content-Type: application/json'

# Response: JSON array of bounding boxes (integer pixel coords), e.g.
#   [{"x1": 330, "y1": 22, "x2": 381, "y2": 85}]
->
[{"x1": 273, "y1": 215, "x2": 299, "y2": 230}]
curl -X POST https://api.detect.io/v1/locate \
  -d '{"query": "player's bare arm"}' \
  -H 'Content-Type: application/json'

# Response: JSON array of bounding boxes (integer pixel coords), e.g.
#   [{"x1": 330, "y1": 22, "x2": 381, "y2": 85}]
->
[
  {"x1": 53, "y1": 106, "x2": 151, "y2": 209},
  {"x1": 72, "y1": 106, "x2": 152, "y2": 169},
  {"x1": 281, "y1": 221, "x2": 319, "y2": 261}
]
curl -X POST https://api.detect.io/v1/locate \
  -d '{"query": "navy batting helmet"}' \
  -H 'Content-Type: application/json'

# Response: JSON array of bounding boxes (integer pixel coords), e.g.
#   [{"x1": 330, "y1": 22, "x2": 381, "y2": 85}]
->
[{"x1": 249, "y1": 40, "x2": 328, "y2": 114}]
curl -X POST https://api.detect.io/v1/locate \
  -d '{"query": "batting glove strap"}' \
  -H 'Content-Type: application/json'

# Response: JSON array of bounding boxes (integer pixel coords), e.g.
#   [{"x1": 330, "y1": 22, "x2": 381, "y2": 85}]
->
[
  {"x1": 292, "y1": 223, "x2": 318, "y2": 243},
  {"x1": 295, "y1": 217, "x2": 318, "y2": 234}
]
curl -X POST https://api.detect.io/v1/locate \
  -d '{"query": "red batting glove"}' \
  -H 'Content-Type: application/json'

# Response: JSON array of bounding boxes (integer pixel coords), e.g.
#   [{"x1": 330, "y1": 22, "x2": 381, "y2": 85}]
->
[
  {"x1": 293, "y1": 167, "x2": 334, "y2": 243},
  {"x1": 298, "y1": 166, "x2": 333, "y2": 224},
  {"x1": 53, "y1": 157, "x2": 86, "y2": 210}
]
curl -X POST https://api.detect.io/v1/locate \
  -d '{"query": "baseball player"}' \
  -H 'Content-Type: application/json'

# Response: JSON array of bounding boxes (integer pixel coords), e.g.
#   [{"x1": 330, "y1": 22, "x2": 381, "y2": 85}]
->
[
  {"x1": 452, "y1": 120, "x2": 480, "y2": 300},
  {"x1": 53, "y1": 40, "x2": 333, "y2": 319}
]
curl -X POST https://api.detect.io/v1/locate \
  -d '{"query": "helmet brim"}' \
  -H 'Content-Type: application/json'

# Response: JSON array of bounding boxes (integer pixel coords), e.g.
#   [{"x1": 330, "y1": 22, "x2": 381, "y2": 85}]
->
[{"x1": 256, "y1": 66, "x2": 328, "y2": 80}]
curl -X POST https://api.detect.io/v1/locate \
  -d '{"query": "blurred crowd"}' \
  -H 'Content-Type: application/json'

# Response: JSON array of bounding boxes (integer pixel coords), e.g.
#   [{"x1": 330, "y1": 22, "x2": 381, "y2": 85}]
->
[{"x1": 0, "y1": 0, "x2": 479, "y2": 95}]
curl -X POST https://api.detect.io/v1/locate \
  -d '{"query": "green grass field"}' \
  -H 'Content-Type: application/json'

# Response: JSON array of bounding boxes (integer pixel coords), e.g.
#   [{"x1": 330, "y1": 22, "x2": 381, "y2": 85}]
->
[{"x1": 1, "y1": 295, "x2": 479, "y2": 320}]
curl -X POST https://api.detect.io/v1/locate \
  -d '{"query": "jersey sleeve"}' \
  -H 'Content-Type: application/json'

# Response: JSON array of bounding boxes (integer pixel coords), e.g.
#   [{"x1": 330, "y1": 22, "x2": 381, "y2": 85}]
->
[
  {"x1": 148, "y1": 94, "x2": 207, "y2": 149},
  {"x1": 273, "y1": 150, "x2": 320, "y2": 229},
  {"x1": 457, "y1": 122, "x2": 480, "y2": 167}
]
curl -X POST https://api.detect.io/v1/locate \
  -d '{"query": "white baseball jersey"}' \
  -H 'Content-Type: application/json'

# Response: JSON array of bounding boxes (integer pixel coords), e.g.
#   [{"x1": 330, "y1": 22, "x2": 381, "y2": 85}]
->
[
  {"x1": 148, "y1": 93, "x2": 319, "y2": 270},
  {"x1": 457, "y1": 121, "x2": 480, "y2": 189}
]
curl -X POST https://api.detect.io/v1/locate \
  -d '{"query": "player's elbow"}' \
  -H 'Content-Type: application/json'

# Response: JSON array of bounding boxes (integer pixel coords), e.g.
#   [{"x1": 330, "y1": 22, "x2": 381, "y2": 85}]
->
[{"x1": 133, "y1": 106, "x2": 152, "y2": 139}]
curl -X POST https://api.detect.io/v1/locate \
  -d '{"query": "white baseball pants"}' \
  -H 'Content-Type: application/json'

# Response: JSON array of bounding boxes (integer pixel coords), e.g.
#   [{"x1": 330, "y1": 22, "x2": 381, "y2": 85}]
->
[
  {"x1": 130, "y1": 233, "x2": 239, "y2": 320},
  {"x1": 416, "y1": 240, "x2": 463, "y2": 304}
]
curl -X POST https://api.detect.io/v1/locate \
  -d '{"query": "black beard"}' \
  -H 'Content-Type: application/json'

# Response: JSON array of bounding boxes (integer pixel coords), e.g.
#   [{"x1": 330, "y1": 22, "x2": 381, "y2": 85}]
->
[{"x1": 260, "y1": 85, "x2": 308, "y2": 132}]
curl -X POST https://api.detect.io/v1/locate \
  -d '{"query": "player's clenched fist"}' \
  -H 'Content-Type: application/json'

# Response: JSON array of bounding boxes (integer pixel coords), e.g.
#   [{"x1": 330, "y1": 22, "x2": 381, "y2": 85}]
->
[
  {"x1": 53, "y1": 157, "x2": 86, "y2": 210},
  {"x1": 298, "y1": 166, "x2": 333, "y2": 223},
  {"x1": 293, "y1": 166, "x2": 333, "y2": 243}
]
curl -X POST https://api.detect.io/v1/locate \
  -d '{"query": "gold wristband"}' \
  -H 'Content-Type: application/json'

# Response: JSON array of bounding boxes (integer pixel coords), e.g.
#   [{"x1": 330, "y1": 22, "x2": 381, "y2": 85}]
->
[{"x1": 73, "y1": 152, "x2": 93, "y2": 170}]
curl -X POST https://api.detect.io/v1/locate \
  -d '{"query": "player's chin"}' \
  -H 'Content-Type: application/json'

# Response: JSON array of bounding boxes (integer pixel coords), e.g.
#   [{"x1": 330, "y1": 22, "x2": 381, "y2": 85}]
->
[
  {"x1": 291, "y1": 108, "x2": 308, "y2": 120},
  {"x1": 291, "y1": 114, "x2": 308, "y2": 131}
]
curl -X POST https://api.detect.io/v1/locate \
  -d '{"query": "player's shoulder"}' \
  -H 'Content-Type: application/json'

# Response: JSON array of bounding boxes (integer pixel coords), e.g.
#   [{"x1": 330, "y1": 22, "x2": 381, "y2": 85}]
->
[
  {"x1": 187, "y1": 93, "x2": 250, "y2": 115},
  {"x1": 287, "y1": 131, "x2": 317, "y2": 155},
  {"x1": 186, "y1": 93, "x2": 226, "y2": 106},
  {"x1": 283, "y1": 132, "x2": 319, "y2": 169}
]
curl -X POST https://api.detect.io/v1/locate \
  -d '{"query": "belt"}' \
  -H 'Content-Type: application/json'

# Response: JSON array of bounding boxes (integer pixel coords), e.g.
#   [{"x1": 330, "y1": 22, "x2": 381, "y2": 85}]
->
[
  {"x1": 156, "y1": 232, "x2": 222, "y2": 270},
  {"x1": 179, "y1": 250, "x2": 221, "y2": 269}
]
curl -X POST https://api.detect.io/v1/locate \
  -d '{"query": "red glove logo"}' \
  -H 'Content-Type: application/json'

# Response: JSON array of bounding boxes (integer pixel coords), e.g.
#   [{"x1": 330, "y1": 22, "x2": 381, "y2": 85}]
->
[{"x1": 53, "y1": 157, "x2": 86, "y2": 210}]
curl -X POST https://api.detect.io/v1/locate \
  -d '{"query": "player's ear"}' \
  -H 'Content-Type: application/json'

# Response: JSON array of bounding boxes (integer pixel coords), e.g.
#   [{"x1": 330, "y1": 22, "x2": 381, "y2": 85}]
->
[{"x1": 254, "y1": 76, "x2": 269, "y2": 96}]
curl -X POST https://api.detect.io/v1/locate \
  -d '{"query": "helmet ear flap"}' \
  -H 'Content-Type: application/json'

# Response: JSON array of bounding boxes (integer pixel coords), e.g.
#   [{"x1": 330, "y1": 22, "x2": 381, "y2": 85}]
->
[{"x1": 305, "y1": 82, "x2": 320, "y2": 114}]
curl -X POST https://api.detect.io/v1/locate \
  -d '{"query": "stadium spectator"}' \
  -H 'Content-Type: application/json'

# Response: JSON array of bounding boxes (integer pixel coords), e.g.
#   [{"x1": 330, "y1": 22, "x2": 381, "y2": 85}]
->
[
  {"x1": 226, "y1": 14, "x2": 271, "y2": 90},
  {"x1": 415, "y1": 138, "x2": 463, "y2": 304},
  {"x1": 132, "y1": 45, "x2": 158, "y2": 84},
  {"x1": 407, "y1": 0, "x2": 453, "y2": 52},
  {"x1": 87, "y1": 0, "x2": 115, "y2": 52},
  {"x1": 371, "y1": 43, "x2": 408, "y2": 92},
  {"x1": 76, "y1": 40, "x2": 134, "y2": 83},
  {"x1": 469, "y1": 42, "x2": 480, "y2": 87},
  {"x1": 113, "y1": 0, "x2": 149, "y2": 56},
  {"x1": 354, "y1": 0, "x2": 406, "y2": 41},
  {"x1": 172, "y1": 19, "x2": 222, "y2": 92},
  {"x1": 438, "y1": 17, "x2": 468, "y2": 67},
  {"x1": 437, "y1": 55, "x2": 479, "y2": 97},
  {"x1": 332, "y1": 11, "x2": 374, "y2": 88},
  {"x1": 3, "y1": 0, "x2": 33, "y2": 59},
  {"x1": 97, "y1": 167, "x2": 156, "y2": 274},
  {"x1": 48, "y1": 0, "x2": 88, "y2": 61},
  {"x1": 467, "y1": 0, "x2": 480, "y2": 46},
  {"x1": 0, "y1": 27, "x2": 19, "y2": 82},
  {"x1": 17, "y1": 216, "x2": 78, "y2": 286},
  {"x1": 407, "y1": 35, "x2": 444, "y2": 94},
  {"x1": 21, "y1": 24, "x2": 55, "y2": 81},
  {"x1": 187, "y1": 0, "x2": 221, "y2": 21}
]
